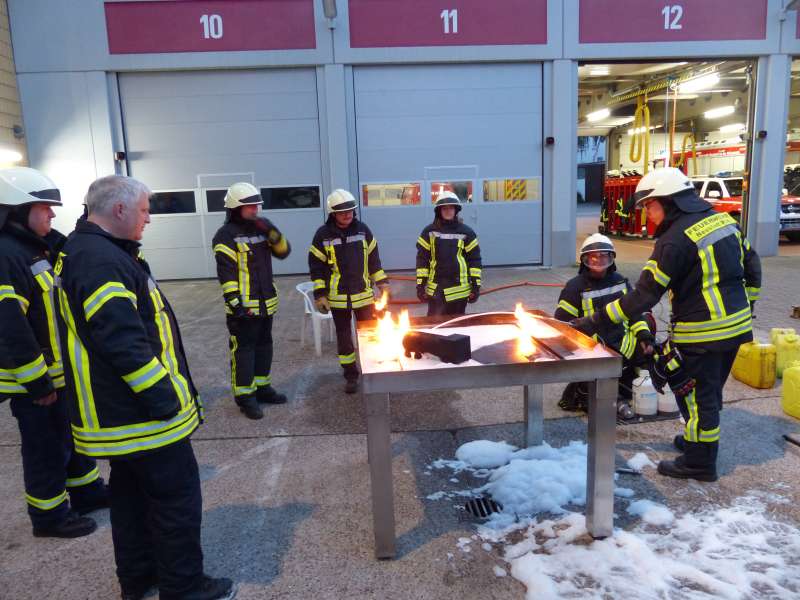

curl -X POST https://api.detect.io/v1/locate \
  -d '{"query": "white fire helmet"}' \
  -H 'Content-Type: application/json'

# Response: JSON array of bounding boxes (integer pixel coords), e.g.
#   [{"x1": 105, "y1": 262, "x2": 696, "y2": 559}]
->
[
  {"x1": 223, "y1": 182, "x2": 262, "y2": 210},
  {"x1": 632, "y1": 167, "x2": 693, "y2": 208},
  {"x1": 579, "y1": 233, "x2": 616, "y2": 271},
  {"x1": 0, "y1": 167, "x2": 62, "y2": 208},
  {"x1": 326, "y1": 189, "x2": 357, "y2": 215}
]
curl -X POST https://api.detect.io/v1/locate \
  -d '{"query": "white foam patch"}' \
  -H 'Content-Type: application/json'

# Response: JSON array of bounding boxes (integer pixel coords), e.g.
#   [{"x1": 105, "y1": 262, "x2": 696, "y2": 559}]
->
[
  {"x1": 456, "y1": 440, "x2": 518, "y2": 469},
  {"x1": 627, "y1": 452, "x2": 657, "y2": 472},
  {"x1": 626, "y1": 499, "x2": 675, "y2": 527}
]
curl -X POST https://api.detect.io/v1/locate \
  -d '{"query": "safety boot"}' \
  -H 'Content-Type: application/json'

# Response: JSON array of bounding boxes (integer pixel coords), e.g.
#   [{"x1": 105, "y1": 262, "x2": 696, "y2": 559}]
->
[
  {"x1": 673, "y1": 434, "x2": 686, "y2": 452},
  {"x1": 33, "y1": 510, "x2": 97, "y2": 538},
  {"x1": 73, "y1": 482, "x2": 111, "y2": 515},
  {"x1": 120, "y1": 573, "x2": 158, "y2": 600},
  {"x1": 256, "y1": 386, "x2": 287, "y2": 405},
  {"x1": 165, "y1": 576, "x2": 236, "y2": 600},
  {"x1": 657, "y1": 455, "x2": 718, "y2": 482},
  {"x1": 344, "y1": 379, "x2": 359, "y2": 394},
  {"x1": 237, "y1": 397, "x2": 263, "y2": 420}
]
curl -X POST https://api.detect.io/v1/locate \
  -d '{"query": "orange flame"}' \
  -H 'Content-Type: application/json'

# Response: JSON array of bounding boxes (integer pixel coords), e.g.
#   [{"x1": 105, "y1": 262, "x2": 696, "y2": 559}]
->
[
  {"x1": 514, "y1": 303, "x2": 559, "y2": 339},
  {"x1": 374, "y1": 309, "x2": 411, "y2": 363},
  {"x1": 375, "y1": 289, "x2": 389, "y2": 312}
]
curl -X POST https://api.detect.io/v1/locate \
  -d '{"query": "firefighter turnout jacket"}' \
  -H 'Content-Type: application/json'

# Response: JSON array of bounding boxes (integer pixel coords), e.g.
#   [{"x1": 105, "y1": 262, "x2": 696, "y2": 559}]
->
[
  {"x1": 212, "y1": 217, "x2": 290, "y2": 317},
  {"x1": 0, "y1": 222, "x2": 64, "y2": 400},
  {"x1": 308, "y1": 218, "x2": 387, "y2": 309},
  {"x1": 602, "y1": 210, "x2": 761, "y2": 350},
  {"x1": 56, "y1": 220, "x2": 201, "y2": 458},
  {"x1": 416, "y1": 220, "x2": 481, "y2": 301},
  {"x1": 554, "y1": 270, "x2": 650, "y2": 359}
]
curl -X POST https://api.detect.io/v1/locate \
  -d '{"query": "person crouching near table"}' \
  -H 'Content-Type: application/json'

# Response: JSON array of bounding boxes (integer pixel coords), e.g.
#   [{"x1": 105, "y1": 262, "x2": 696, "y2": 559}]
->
[
  {"x1": 554, "y1": 233, "x2": 654, "y2": 420},
  {"x1": 308, "y1": 189, "x2": 390, "y2": 394},
  {"x1": 415, "y1": 191, "x2": 482, "y2": 316}
]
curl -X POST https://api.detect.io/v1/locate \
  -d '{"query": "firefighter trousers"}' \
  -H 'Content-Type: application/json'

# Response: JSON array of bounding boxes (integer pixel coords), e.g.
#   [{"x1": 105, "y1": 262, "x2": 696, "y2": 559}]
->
[
  {"x1": 227, "y1": 315, "x2": 273, "y2": 403},
  {"x1": 109, "y1": 438, "x2": 203, "y2": 599},
  {"x1": 331, "y1": 305, "x2": 375, "y2": 381},
  {"x1": 426, "y1": 291, "x2": 468, "y2": 317},
  {"x1": 675, "y1": 346, "x2": 738, "y2": 468},
  {"x1": 9, "y1": 389, "x2": 105, "y2": 528}
]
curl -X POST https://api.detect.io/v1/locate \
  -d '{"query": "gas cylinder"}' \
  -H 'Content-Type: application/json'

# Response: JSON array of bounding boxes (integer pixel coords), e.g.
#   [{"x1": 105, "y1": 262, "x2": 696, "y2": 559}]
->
[
  {"x1": 633, "y1": 374, "x2": 658, "y2": 416},
  {"x1": 732, "y1": 341, "x2": 776, "y2": 389},
  {"x1": 776, "y1": 333, "x2": 800, "y2": 378},
  {"x1": 781, "y1": 361, "x2": 800, "y2": 420}
]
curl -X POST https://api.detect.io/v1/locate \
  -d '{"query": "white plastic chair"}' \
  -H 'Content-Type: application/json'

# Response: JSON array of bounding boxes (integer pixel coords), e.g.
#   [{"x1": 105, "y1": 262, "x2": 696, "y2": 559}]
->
[{"x1": 296, "y1": 281, "x2": 335, "y2": 356}]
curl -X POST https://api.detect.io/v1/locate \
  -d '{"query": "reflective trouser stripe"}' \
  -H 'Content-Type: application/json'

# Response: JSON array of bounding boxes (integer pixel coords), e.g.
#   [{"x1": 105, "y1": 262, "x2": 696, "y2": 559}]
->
[
  {"x1": 66, "y1": 467, "x2": 100, "y2": 488},
  {"x1": 26, "y1": 490, "x2": 68, "y2": 511},
  {"x1": 255, "y1": 375, "x2": 272, "y2": 387},
  {"x1": 684, "y1": 388, "x2": 700, "y2": 442},
  {"x1": 230, "y1": 336, "x2": 256, "y2": 397},
  {"x1": 698, "y1": 427, "x2": 720, "y2": 443},
  {"x1": 339, "y1": 353, "x2": 356, "y2": 366}
]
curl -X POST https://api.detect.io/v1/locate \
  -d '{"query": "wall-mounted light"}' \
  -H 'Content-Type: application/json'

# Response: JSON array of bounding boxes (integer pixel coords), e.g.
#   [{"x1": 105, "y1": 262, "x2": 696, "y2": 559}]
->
[
  {"x1": 0, "y1": 148, "x2": 23, "y2": 163},
  {"x1": 678, "y1": 73, "x2": 720, "y2": 94},
  {"x1": 704, "y1": 105, "x2": 735, "y2": 119},
  {"x1": 587, "y1": 108, "x2": 610, "y2": 122},
  {"x1": 322, "y1": 0, "x2": 337, "y2": 18}
]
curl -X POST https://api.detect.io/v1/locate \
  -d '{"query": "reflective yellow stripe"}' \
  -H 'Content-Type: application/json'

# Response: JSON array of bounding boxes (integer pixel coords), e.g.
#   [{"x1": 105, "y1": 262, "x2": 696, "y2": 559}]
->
[
  {"x1": 698, "y1": 427, "x2": 720, "y2": 443},
  {"x1": 255, "y1": 375, "x2": 272, "y2": 387},
  {"x1": 58, "y1": 287, "x2": 99, "y2": 429},
  {"x1": 643, "y1": 259, "x2": 670, "y2": 287},
  {"x1": 671, "y1": 319, "x2": 752, "y2": 344},
  {"x1": 620, "y1": 330, "x2": 636, "y2": 359},
  {"x1": 66, "y1": 466, "x2": 100, "y2": 488},
  {"x1": 339, "y1": 352, "x2": 356, "y2": 365},
  {"x1": 309, "y1": 244, "x2": 327, "y2": 263},
  {"x1": 312, "y1": 279, "x2": 326, "y2": 290},
  {"x1": 557, "y1": 300, "x2": 580, "y2": 318},
  {"x1": 230, "y1": 335, "x2": 256, "y2": 396},
  {"x1": 83, "y1": 282, "x2": 137, "y2": 321},
  {"x1": 629, "y1": 320, "x2": 649, "y2": 335},
  {"x1": 367, "y1": 237, "x2": 377, "y2": 254},
  {"x1": 221, "y1": 281, "x2": 239, "y2": 294},
  {"x1": 698, "y1": 246, "x2": 726, "y2": 320},
  {"x1": 416, "y1": 268, "x2": 430, "y2": 277},
  {"x1": 417, "y1": 236, "x2": 431, "y2": 251},
  {"x1": 672, "y1": 307, "x2": 751, "y2": 333},
  {"x1": 684, "y1": 388, "x2": 699, "y2": 442},
  {"x1": 0, "y1": 380, "x2": 26, "y2": 393},
  {"x1": 605, "y1": 299, "x2": 626, "y2": 324},
  {"x1": 469, "y1": 267, "x2": 482, "y2": 278},
  {"x1": 327, "y1": 246, "x2": 341, "y2": 299},
  {"x1": 0, "y1": 284, "x2": 30, "y2": 312},
  {"x1": 35, "y1": 272, "x2": 63, "y2": 381},
  {"x1": 683, "y1": 211, "x2": 736, "y2": 243},
  {"x1": 150, "y1": 287, "x2": 192, "y2": 410},
  {"x1": 236, "y1": 243, "x2": 251, "y2": 308},
  {"x1": 746, "y1": 287, "x2": 760, "y2": 301},
  {"x1": 26, "y1": 490, "x2": 67, "y2": 511},
  {"x1": 122, "y1": 357, "x2": 169, "y2": 394},
  {"x1": 464, "y1": 238, "x2": 479, "y2": 253},
  {"x1": 213, "y1": 243, "x2": 237, "y2": 262},
  {"x1": 371, "y1": 269, "x2": 387, "y2": 283},
  {"x1": 3, "y1": 354, "x2": 48, "y2": 384},
  {"x1": 427, "y1": 233, "x2": 438, "y2": 295},
  {"x1": 362, "y1": 239, "x2": 370, "y2": 292}
]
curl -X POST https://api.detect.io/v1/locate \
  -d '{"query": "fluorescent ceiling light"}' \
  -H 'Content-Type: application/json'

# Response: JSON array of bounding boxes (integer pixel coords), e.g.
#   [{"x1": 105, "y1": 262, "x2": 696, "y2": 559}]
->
[
  {"x1": 627, "y1": 126, "x2": 659, "y2": 135},
  {"x1": 589, "y1": 67, "x2": 610, "y2": 76},
  {"x1": 0, "y1": 148, "x2": 22, "y2": 163},
  {"x1": 587, "y1": 108, "x2": 610, "y2": 122},
  {"x1": 677, "y1": 73, "x2": 720, "y2": 94},
  {"x1": 704, "y1": 105, "x2": 735, "y2": 119},
  {"x1": 719, "y1": 123, "x2": 746, "y2": 133}
]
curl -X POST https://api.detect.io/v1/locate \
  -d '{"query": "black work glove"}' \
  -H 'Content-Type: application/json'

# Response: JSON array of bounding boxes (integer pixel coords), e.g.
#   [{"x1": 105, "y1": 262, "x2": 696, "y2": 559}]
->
[
  {"x1": 416, "y1": 284, "x2": 428, "y2": 303},
  {"x1": 468, "y1": 284, "x2": 480, "y2": 304},
  {"x1": 230, "y1": 303, "x2": 254, "y2": 319},
  {"x1": 636, "y1": 330, "x2": 656, "y2": 355},
  {"x1": 570, "y1": 313, "x2": 600, "y2": 336}
]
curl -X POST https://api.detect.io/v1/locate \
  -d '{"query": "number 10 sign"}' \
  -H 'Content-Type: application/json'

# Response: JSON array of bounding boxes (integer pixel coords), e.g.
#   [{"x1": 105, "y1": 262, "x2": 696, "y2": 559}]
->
[{"x1": 349, "y1": 0, "x2": 548, "y2": 48}]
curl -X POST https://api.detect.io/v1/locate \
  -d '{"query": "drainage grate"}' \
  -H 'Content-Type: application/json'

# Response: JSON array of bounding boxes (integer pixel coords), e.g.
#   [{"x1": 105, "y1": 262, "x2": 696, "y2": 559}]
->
[{"x1": 463, "y1": 497, "x2": 503, "y2": 519}]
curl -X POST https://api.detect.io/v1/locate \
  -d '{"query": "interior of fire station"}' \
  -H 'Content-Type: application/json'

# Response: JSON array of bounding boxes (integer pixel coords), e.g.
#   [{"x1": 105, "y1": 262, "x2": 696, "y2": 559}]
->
[{"x1": 576, "y1": 59, "x2": 800, "y2": 262}]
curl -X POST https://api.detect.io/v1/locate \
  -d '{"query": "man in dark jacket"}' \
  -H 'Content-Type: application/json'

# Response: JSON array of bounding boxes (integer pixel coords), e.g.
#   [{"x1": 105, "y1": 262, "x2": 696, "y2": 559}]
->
[
  {"x1": 573, "y1": 167, "x2": 761, "y2": 482},
  {"x1": 0, "y1": 167, "x2": 108, "y2": 539},
  {"x1": 416, "y1": 191, "x2": 482, "y2": 316},
  {"x1": 554, "y1": 233, "x2": 653, "y2": 419},
  {"x1": 212, "y1": 182, "x2": 291, "y2": 420},
  {"x1": 57, "y1": 175, "x2": 235, "y2": 600},
  {"x1": 308, "y1": 189, "x2": 389, "y2": 394}
]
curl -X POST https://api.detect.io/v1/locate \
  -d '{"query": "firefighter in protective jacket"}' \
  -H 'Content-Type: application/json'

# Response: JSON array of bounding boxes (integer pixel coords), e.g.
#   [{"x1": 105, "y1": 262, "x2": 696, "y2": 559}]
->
[
  {"x1": 416, "y1": 191, "x2": 482, "y2": 316},
  {"x1": 308, "y1": 189, "x2": 389, "y2": 393},
  {"x1": 212, "y1": 182, "x2": 291, "y2": 420},
  {"x1": 0, "y1": 167, "x2": 107, "y2": 539},
  {"x1": 554, "y1": 233, "x2": 653, "y2": 419},
  {"x1": 573, "y1": 167, "x2": 761, "y2": 482}
]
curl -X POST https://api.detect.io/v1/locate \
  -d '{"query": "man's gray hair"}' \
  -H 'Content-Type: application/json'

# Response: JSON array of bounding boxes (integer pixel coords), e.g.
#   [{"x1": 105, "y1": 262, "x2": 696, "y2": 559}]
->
[{"x1": 85, "y1": 175, "x2": 151, "y2": 216}]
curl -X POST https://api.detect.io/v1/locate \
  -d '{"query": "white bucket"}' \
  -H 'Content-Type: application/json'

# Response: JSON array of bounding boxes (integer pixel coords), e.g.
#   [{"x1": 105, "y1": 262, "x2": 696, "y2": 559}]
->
[
  {"x1": 658, "y1": 388, "x2": 680, "y2": 415},
  {"x1": 633, "y1": 375, "x2": 658, "y2": 416}
]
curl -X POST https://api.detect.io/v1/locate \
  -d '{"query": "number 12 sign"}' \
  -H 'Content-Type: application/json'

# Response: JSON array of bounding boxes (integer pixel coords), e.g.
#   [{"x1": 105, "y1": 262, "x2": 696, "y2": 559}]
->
[
  {"x1": 349, "y1": 0, "x2": 547, "y2": 48},
  {"x1": 579, "y1": 0, "x2": 767, "y2": 44}
]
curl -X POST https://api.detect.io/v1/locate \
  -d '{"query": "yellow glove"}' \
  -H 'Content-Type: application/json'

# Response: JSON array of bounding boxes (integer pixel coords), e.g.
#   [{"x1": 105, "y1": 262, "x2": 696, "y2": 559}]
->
[{"x1": 315, "y1": 296, "x2": 330, "y2": 314}]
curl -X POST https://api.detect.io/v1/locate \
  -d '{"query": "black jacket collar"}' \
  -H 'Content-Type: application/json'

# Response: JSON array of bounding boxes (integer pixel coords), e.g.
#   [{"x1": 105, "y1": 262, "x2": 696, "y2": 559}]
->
[{"x1": 76, "y1": 219, "x2": 141, "y2": 256}]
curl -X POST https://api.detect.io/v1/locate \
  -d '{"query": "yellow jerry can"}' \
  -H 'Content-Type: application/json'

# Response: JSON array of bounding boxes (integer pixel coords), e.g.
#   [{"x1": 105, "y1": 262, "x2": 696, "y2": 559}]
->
[
  {"x1": 732, "y1": 341, "x2": 776, "y2": 389},
  {"x1": 771, "y1": 328, "x2": 796, "y2": 345},
  {"x1": 776, "y1": 333, "x2": 800, "y2": 378},
  {"x1": 781, "y1": 361, "x2": 800, "y2": 420}
]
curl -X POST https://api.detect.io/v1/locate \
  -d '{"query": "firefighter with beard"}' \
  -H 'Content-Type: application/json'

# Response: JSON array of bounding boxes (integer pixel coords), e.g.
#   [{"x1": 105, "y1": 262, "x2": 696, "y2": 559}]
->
[
  {"x1": 0, "y1": 167, "x2": 108, "y2": 538},
  {"x1": 212, "y1": 183, "x2": 291, "y2": 420},
  {"x1": 308, "y1": 189, "x2": 389, "y2": 394},
  {"x1": 416, "y1": 191, "x2": 482, "y2": 316},
  {"x1": 572, "y1": 167, "x2": 761, "y2": 482},
  {"x1": 554, "y1": 234, "x2": 654, "y2": 419}
]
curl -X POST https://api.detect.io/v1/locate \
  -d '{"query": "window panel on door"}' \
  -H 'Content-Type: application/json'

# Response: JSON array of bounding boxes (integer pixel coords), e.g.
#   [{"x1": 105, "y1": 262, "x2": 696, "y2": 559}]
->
[
  {"x1": 482, "y1": 178, "x2": 540, "y2": 202},
  {"x1": 362, "y1": 183, "x2": 421, "y2": 207},
  {"x1": 431, "y1": 181, "x2": 472, "y2": 204},
  {"x1": 149, "y1": 191, "x2": 196, "y2": 214},
  {"x1": 260, "y1": 186, "x2": 321, "y2": 210},
  {"x1": 206, "y1": 189, "x2": 228, "y2": 212}
]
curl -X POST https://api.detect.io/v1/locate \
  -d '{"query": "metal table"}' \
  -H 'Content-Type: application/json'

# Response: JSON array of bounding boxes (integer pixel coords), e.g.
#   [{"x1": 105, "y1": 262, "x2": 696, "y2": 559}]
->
[{"x1": 357, "y1": 312, "x2": 622, "y2": 559}]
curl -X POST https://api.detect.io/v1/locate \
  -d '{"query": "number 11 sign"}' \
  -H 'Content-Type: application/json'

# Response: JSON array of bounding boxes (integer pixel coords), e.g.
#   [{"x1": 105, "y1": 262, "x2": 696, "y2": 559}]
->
[
  {"x1": 349, "y1": 0, "x2": 547, "y2": 48},
  {"x1": 579, "y1": 0, "x2": 767, "y2": 44}
]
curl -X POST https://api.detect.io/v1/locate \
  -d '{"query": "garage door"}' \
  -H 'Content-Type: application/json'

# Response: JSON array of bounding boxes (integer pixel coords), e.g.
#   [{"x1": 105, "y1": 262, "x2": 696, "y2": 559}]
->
[
  {"x1": 354, "y1": 63, "x2": 543, "y2": 270},
  {"x1": 119, "y1": 69, "x2": 324, "y2": 279}
]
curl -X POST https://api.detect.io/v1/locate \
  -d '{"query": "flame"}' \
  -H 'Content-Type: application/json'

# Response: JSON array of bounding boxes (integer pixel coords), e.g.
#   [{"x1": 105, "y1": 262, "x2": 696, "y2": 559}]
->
[
  {"x1": 514, "y1": 303, "x2": 559, "y2": 339},
  {"x1": 375, "y1": 289, "x2": 389, "y2": 312},
  {"x1": 373, "y1": 309, "x2": 411, "y2": 363}
]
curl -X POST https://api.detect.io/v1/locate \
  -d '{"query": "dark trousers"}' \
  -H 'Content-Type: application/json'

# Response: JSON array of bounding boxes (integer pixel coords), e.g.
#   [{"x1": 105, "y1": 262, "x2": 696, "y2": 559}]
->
[
  {"x1": 226, "y1": 315, "x2": 273, "y2": 403},
  {"x1": 10, "y1": 390, "x2": 104, "y2": 528},
  {"x1": 426, "y1": 292, "x2": 468, "y2": 317},
  {"x1": 109, "y1": 438, "x2": 203, "y2": 599},
  {"x1": 331, "y1": 305, "x2": 375, "y2": 381},
  {"x1": 675, "y1": 346, "x2": 738, "y2": 468}
]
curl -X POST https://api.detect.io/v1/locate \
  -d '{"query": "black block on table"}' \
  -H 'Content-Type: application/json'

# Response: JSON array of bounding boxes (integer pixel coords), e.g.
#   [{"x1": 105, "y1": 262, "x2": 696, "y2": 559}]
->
[{"x1": 402, "y1": 331, "x2": 471, "y2": 364}]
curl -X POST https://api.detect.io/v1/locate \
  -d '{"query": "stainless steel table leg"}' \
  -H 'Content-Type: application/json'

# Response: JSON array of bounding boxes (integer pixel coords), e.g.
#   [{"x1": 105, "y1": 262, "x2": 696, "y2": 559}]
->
[
  {"x1": 586, "y1": 377, "x2": 617, "y2": 539},
  {"x1": 524, "y1": 384, "x2": 544, "y2": 447},
  {"x1": 364, "y1": 391, "x2": 396, "y2": 558}
]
